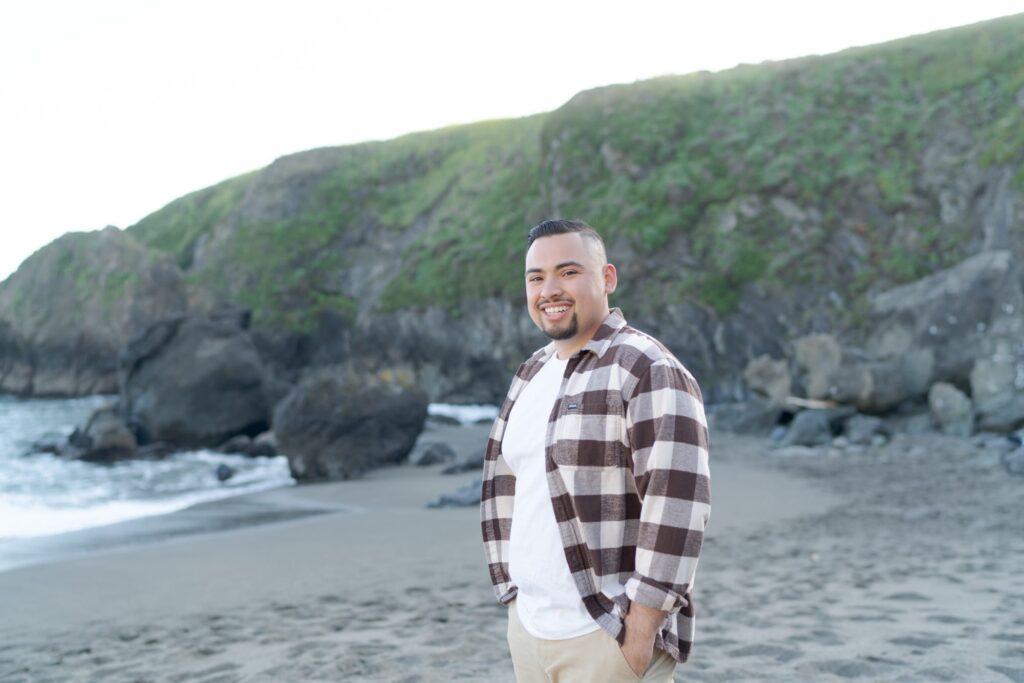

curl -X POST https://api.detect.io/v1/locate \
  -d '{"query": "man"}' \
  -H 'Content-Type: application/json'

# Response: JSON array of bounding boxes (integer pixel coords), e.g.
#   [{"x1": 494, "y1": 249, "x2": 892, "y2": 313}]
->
[{"x1": 481, "y1": 219, "x2": 711, "y2": 682}]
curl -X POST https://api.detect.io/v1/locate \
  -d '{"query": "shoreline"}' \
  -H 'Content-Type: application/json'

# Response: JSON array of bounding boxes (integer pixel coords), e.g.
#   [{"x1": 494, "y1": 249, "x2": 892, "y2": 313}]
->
[
  {"x1": 0, "y1": 483, "x2": 350, "y2": 575},
  {"x1": 0, "y1": 424, "x2": 835, "y2": 578},
  {"x1": 2, "y1": 430, "x2": 1018, "y2": 682}
]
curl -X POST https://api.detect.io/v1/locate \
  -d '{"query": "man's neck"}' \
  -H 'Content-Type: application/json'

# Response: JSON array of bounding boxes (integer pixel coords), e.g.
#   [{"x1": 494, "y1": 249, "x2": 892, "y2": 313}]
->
[{"x1": 552, "y1": 317, "x2": 607, "y2": 360}]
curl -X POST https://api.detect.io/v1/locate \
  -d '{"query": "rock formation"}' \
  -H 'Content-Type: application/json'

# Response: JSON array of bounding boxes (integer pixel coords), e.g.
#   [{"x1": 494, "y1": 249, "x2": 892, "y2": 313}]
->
[
  {"x1": 0, "y1": 226, "x2": 187, "y2": 395},
  {"x1": 118, "y1": 309, "x2": 277, "y2": 448},
  {"x1": 273, "y1": 369, "x2": 428, "y2": 481}
]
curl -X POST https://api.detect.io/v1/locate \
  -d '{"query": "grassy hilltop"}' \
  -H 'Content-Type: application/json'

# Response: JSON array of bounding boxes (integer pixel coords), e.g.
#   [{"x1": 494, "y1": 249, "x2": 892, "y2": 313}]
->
[{"x1": 127, "y1": 14, "x2": 1024, "y2": 334}]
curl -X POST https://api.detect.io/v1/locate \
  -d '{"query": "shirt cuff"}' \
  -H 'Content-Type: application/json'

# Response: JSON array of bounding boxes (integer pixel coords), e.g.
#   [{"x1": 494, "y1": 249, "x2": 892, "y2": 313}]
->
[{"x1": 625, "y1": 573, "x2": 686, "y2": 614}]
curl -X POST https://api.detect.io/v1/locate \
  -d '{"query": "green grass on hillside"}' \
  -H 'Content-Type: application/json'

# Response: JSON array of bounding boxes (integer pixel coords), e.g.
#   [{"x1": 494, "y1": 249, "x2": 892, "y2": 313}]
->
[
  {"x1": 128, "y1": 173, "x2": 257, "y2": 268},
  {"x1": 177, "y1": 118, "x2": 545, "y2": 331},
  {"x1": 126, "y1": 14, "x2": 1024, "y2": 328}
]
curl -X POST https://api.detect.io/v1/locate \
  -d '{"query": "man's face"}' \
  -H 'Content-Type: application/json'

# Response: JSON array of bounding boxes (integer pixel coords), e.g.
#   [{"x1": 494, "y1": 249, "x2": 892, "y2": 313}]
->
[{"x1": 524, "y1": 233, "x2": 617, "y2": 352}]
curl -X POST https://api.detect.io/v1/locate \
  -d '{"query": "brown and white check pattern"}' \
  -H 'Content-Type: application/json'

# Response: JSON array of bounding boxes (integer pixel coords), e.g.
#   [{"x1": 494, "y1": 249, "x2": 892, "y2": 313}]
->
[{"x1": 481, "y1": 308, "x2": 711, "y2": 663}]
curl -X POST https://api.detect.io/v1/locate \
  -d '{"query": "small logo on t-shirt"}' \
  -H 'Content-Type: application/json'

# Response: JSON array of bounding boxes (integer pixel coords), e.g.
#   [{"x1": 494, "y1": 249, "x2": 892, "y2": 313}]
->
[{"x1": 567, "y1": 403, "x2": 579, "y2": 410}]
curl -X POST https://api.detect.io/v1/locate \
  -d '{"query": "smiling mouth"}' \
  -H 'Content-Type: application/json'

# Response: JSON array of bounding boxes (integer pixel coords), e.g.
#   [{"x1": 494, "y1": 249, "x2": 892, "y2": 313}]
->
[{"x1": 539, "y1": 303, "x2": 574, "y2": 325}]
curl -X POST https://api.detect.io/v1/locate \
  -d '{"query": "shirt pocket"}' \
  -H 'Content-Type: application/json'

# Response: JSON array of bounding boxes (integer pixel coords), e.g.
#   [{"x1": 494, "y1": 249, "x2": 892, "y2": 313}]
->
[{"x1": 551, "y1": 390, "x2": 628, "y2": 469}]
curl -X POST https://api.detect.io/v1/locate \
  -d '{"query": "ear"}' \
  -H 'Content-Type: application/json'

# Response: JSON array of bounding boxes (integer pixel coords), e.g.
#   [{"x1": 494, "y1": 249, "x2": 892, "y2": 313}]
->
[{"x1": 603, "y1": 263, "x2": 618, "y2": 295}]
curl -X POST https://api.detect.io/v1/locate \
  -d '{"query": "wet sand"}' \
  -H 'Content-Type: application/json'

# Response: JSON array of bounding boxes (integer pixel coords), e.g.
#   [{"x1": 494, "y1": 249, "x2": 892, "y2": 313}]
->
[{"x1": 0, "y1": 428, "x2": 1020, "y2": 682}]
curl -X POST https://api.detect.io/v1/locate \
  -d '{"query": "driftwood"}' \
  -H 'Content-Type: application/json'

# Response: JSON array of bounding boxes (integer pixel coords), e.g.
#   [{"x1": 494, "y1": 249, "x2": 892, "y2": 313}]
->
[{"x1": 783, "y1": 396, "x2": 838, "y2": 410}]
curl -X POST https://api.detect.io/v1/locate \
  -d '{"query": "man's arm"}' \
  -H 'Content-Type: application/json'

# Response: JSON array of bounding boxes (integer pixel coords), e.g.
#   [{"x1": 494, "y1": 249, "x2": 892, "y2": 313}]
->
[{"x1": 620, "y1": 357, "x2": 711, "y2": 670}]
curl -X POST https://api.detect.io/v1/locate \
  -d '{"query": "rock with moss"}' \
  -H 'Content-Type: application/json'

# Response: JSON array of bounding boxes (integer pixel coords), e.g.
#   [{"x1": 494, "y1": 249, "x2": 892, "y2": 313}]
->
[{"x1": 0, "y1": 226, "x2": 186, "y2": 396}]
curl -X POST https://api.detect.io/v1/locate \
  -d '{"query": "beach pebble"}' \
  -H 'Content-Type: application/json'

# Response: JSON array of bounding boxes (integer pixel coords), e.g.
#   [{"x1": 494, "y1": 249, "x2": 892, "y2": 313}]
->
[
  {"x1": 427, "y1": 478, "x2": 481, "y2": 508},
  {"x1": 442, "y1": 454, "x2": 485, "y2": 475},
  {"x1": 769, "y1": 425, "x2": 788, "y2": 443},
  {"x1": 844, "y1": 414, "x2": 888, "y2": 445},
  {"x1": 1001, "y1": 447, "x2": 1024, "y2": 475},
  {"x1": 218, "y1": 435, "x2": 252, "y2": 454}
]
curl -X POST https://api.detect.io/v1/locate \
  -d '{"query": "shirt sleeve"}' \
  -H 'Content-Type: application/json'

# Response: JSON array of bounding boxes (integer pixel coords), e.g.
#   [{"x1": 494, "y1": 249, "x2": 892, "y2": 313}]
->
[{"x1": 624, "y1": 358, "x2": 711, "y2": 613}]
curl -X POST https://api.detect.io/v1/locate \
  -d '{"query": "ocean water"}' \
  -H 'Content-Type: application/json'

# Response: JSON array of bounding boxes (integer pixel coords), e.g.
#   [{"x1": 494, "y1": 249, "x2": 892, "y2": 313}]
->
[
  {"x1": 428, "y1": 402, "x2": 498, "y2": 424},
  {"x1": 0, "y1": 394, "x2": 295, "y2": 541},
  {"x1": 0, "y1": 396, "x2": 497, "y2": 543}
]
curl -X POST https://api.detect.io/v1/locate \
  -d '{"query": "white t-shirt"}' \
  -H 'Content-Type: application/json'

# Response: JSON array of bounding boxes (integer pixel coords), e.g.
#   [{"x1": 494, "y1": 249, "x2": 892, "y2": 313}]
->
[{"x1": 504, "y1": 354, "x2": 600, "y2": 640}]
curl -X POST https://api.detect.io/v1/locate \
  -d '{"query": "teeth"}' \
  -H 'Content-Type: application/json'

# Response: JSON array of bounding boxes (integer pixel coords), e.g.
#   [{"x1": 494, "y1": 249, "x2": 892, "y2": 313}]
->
[{"x1": 545, "y1": 306, "x2": 569, "y2": 314}]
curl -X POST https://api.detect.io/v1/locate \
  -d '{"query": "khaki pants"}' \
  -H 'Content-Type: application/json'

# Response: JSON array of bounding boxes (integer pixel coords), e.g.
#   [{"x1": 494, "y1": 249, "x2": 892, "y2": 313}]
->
[{"x1": 506, "y1": 600, "x2": 676, "y2": 682}]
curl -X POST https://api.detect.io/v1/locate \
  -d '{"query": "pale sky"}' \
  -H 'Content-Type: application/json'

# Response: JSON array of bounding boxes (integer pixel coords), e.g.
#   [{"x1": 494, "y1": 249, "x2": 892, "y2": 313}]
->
[{"x1": 1, "y1": 0, "x2": 1021, "y2": 282}]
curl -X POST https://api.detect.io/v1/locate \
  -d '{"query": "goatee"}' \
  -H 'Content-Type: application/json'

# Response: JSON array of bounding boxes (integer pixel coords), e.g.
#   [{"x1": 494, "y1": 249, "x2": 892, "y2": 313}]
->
[{"x1": 543, "y1": 313, "x2": 578, "y2": 341}]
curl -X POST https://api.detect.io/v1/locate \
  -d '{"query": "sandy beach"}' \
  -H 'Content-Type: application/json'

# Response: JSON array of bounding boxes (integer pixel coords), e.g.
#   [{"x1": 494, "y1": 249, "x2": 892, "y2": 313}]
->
[{"x1": 0, "y1": 425, "x2": 1021, "y2": 682}]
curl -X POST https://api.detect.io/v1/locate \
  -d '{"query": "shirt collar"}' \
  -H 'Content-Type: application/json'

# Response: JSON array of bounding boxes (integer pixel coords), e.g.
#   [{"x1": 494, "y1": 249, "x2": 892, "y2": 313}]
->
[{"x1": 540, "y1": 307, "x2": 627, "y2": 361}]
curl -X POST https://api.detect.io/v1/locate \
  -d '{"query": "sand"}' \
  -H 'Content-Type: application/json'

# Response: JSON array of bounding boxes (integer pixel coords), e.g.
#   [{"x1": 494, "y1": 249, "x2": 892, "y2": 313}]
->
[{"x1": 0, "y1": 426, "x2": 1021, "y2": 682}]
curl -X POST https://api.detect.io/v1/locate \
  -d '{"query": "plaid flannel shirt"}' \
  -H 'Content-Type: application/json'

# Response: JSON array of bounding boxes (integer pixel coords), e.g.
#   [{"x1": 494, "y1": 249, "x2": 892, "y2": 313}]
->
[{"x1": 480, "y1": 308, "x2": 711, "y2": 663}]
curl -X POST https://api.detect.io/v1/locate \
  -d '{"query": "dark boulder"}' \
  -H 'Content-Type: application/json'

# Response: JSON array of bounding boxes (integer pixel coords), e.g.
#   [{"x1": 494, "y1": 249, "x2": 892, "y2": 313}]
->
[
  {"x1": 218, "y1": 432, "x2": 278, "y2": 457},
  {"x1": 119, "y1": 310, "x2": 272, "y2": 448},
  {"x1": 706, "y1": 399, "x2": 783, "y2": 436},
  {"x1": 250, "y1": 431, "x2": 279, "y2": 457},
  {"x1": 216, "y1": 464, "x2": 236, "y2": 482},
  {"x1": 218, "y1": 435, "x2": 253, "y2": 454},
  {"x1": 273, "y1": 370, "x2": 428, "y2": 481},
  {"x1": 65, "y1": 405, "x2": 138, "y2": 462},
  {"x1": 777, "y1": 410, "x2": 833, "y2": 448}
]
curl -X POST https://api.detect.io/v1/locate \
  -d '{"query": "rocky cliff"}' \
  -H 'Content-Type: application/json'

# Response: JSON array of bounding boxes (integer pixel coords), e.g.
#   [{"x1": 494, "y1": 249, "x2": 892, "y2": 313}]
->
[
  {"x1": 0, "y1": 227, "x2": 186, "y2": 395},
  {"x1": 1, "y1": 14, "x2": 1022, "y2": 417}
]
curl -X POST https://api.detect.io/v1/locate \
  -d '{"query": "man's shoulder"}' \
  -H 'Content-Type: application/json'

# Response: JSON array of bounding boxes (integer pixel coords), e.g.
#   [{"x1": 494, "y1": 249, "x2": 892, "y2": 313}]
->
[
  {"x1": 607, "y1": 325, "x2": 704, "y2": 404},
  {"x1": 605, "y1": 323, "x2": 684, "y2": 369}
]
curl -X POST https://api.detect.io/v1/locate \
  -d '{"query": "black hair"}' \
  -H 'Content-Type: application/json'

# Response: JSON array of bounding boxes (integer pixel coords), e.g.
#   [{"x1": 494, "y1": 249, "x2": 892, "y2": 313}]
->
[{"x1": 526, "y1": 219, "x2": 607, "y2": 259}]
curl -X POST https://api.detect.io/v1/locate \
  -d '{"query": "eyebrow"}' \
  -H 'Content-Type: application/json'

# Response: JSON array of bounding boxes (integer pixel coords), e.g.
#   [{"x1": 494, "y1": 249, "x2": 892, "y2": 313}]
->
[{"x1": 525, "y1": 260, "x2": 586, "y2": 275}]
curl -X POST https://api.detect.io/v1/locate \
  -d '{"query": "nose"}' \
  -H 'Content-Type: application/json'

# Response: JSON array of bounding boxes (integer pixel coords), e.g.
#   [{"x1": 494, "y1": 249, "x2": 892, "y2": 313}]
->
[{"x1": 540, "y1": 276, "x2": 563, "y2": 301}]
